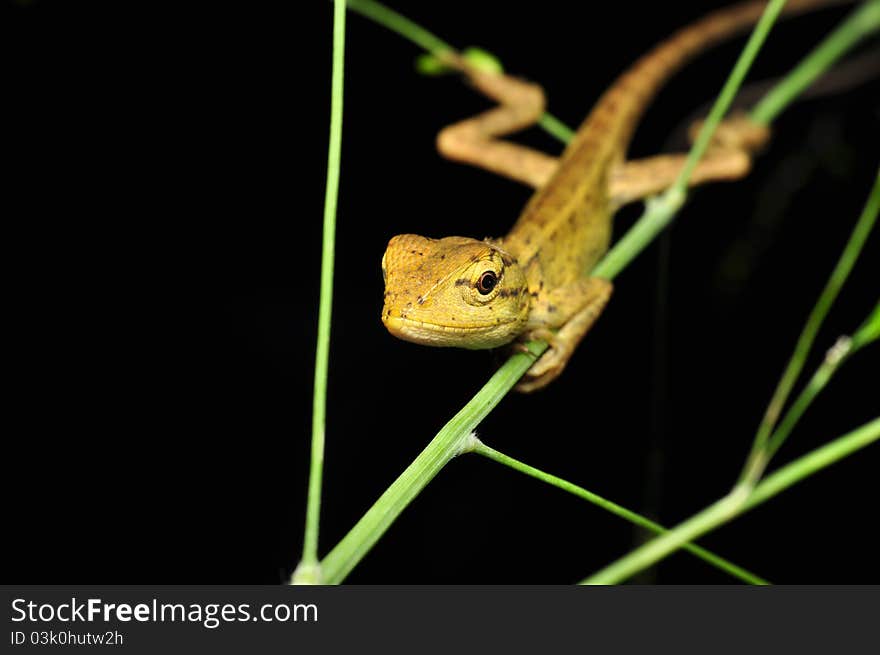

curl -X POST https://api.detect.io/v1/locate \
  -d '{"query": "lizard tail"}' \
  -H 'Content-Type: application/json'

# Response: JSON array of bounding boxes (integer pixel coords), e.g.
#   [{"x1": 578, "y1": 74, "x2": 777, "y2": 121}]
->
[
  {"x1": 588, "y1": 0, "x2": 856, "y2": 153},
  {"x1": 515, "y1": 0, "x2": 852, "y2": 237}
]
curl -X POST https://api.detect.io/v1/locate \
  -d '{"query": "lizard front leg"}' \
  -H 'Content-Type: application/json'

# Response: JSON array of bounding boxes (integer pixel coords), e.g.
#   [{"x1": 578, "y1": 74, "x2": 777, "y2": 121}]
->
[
  {"x1": 516, "y1": 277, "x2": 613, "y2": 392},
  {"x1": 434, "y1": 53, "x2": 559, "y2": 189}
]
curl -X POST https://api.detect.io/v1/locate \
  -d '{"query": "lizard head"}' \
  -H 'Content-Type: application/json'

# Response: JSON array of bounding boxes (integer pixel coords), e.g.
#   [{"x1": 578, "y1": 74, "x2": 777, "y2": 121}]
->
[{"x1": 381, "y1": 234, "x2": 530, "y2": 349}]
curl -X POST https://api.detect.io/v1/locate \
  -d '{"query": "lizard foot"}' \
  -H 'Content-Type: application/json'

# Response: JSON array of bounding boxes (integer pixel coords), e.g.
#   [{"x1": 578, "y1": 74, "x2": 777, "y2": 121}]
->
[
  {"x1": 514, "y1": 278, "x2": 612, "y2": 393},
  {"x1": 689, "y1": 111, "x2": 771, "y2": 153}
]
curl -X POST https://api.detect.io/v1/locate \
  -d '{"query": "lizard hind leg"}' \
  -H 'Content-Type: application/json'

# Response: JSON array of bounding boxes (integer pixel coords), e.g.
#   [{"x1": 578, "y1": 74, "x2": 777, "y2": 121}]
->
[
  {"x1": 434, "y1": 53, "x2": 559, "y2": 189},
  {"x1": 515, "y1": 277, "x2": 613, "y2": 393},
  {"x1": 609, "y1": 113, "x2": 771, "y2": 209}
]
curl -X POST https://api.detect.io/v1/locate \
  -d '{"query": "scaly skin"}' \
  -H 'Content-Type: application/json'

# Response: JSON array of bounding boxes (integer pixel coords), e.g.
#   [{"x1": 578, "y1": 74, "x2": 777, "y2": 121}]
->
[{"x1": 381, "y1": 0, "x2": 839, "y2": 391}]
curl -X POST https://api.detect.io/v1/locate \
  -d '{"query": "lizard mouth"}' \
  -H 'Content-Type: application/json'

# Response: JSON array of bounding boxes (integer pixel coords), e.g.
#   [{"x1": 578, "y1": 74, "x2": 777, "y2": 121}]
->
[{"x1": 383, "y1": 314, "x2": 512, "y2": 348}]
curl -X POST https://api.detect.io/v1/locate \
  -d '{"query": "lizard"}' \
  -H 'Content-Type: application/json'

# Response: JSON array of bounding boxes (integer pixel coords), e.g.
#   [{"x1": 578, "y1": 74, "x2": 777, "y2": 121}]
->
[{"x1": 380, "y1": 0, "x2": 844, "y2": 392}]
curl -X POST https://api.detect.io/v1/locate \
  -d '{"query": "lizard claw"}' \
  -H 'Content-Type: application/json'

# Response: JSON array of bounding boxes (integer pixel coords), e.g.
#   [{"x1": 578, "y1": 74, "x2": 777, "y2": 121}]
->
[
  {"x1": 513, "y1": 328, "x2": 569, "y2": 392},
  {"x1": 515, "y1": 357, "x2": 568, "y2": 392},
  {"x1": 510, "y1": 341, "x2": 533, "y2": 355}
]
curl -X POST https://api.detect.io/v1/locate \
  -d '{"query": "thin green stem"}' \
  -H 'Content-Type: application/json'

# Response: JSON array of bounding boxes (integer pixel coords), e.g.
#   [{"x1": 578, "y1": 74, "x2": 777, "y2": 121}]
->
[
  {"x1": 320, "y1": 342, "x2": 547, "y2": 584},
  {"x1": 592, "y1": 190, "x2": 685, "y2": 280},
  {"x1": 582, "y1": 417, "x2": 880, "y2": 584},
  {"x1": 766, "y1": 301, "x2": 880, "y2": 461},
  {"x1": 346, "y1": 0, "x2": 451, "y2": 54},
  {"x1": 293, "y1": 0, "x2": 347, "y2": 584},
  {"x1": 472, "y1": 440, "x2": 768, "y2": 584},
  {"x1": 346, "y1": 0, "x2": 572, "y2": 145},
  {"x1": 764, "y1": 337, "x2": 852, "y2": 461},
  {"x1": 538, "y1": 113, "x2": 575, "y2": 144},
  {"x1": 741, "y1": 168, "x2": 880, "y2": 485},
  {"x1": 751, "y1": 0, "x2": 880, "y2": 125},
  {"x1": 745, "y1": 417, "x2": 880, "y2": 508},
  {"x1": 852, "y1": 301, "x2": 880, "y2": 350}
]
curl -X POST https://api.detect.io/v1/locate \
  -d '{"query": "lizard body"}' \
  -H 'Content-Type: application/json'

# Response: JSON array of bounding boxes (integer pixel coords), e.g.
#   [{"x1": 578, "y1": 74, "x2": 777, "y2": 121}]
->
[{"x1": 381, "y1": 0, "x2": 839, "y2": 391}]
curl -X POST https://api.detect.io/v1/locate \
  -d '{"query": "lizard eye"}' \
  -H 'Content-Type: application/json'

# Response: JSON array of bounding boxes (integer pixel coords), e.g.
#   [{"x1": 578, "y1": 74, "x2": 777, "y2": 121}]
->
[{"x1": 476, "y1": 270, "x2": 498, "y2": 295}]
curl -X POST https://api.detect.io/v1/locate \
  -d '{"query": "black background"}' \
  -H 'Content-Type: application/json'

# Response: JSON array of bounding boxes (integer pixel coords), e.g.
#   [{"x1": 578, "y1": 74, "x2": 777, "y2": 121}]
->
[{"x1": 3, "y1": 0, "x2": 878, "y2": 584}]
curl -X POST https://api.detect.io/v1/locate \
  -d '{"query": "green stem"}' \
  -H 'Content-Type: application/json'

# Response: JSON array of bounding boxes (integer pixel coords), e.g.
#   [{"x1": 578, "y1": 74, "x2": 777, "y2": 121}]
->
[
  {"x1": 472, "y1": 440, "x2": 768, "y2": 584},
  {"x1": 741, "y1": 168, "x2": 880, "y2": 485},
  {"x1": 345, "y1": 0, "x2": 572, "y2": 145},
  {"x1": 320, "y1": 342, "x2": 547, "y2": 584},
  {"x1": 852, "y1": 301, "x2": 880, "y2": 350},
  {"x1": 746, "y1": 417, "x2": 880, "y2": 508},
  {"x1": 750, "y1": 0, "x2": 880, "y2": 125},
  {"x1": 766, "y1": 300, "x2": 880, "y2": 461},
  {"x1": 293, "y1": 0, "x2": 347, "y2": 584},
  {"x1": 764, "y1": 337, "x2": 852, "y2": 460},
  {"x1": 592, "y1": 189, "x2": 685, "y2": 280},
  {"x1": 538, "y1": 113, "x2": 576, "y2": 144},
  {"x1": 346, "y1": 0, "x2": 451, "y2": 54},
  {"x1": 582, "y1": 417, "x2": 880, "y2": 584}
]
